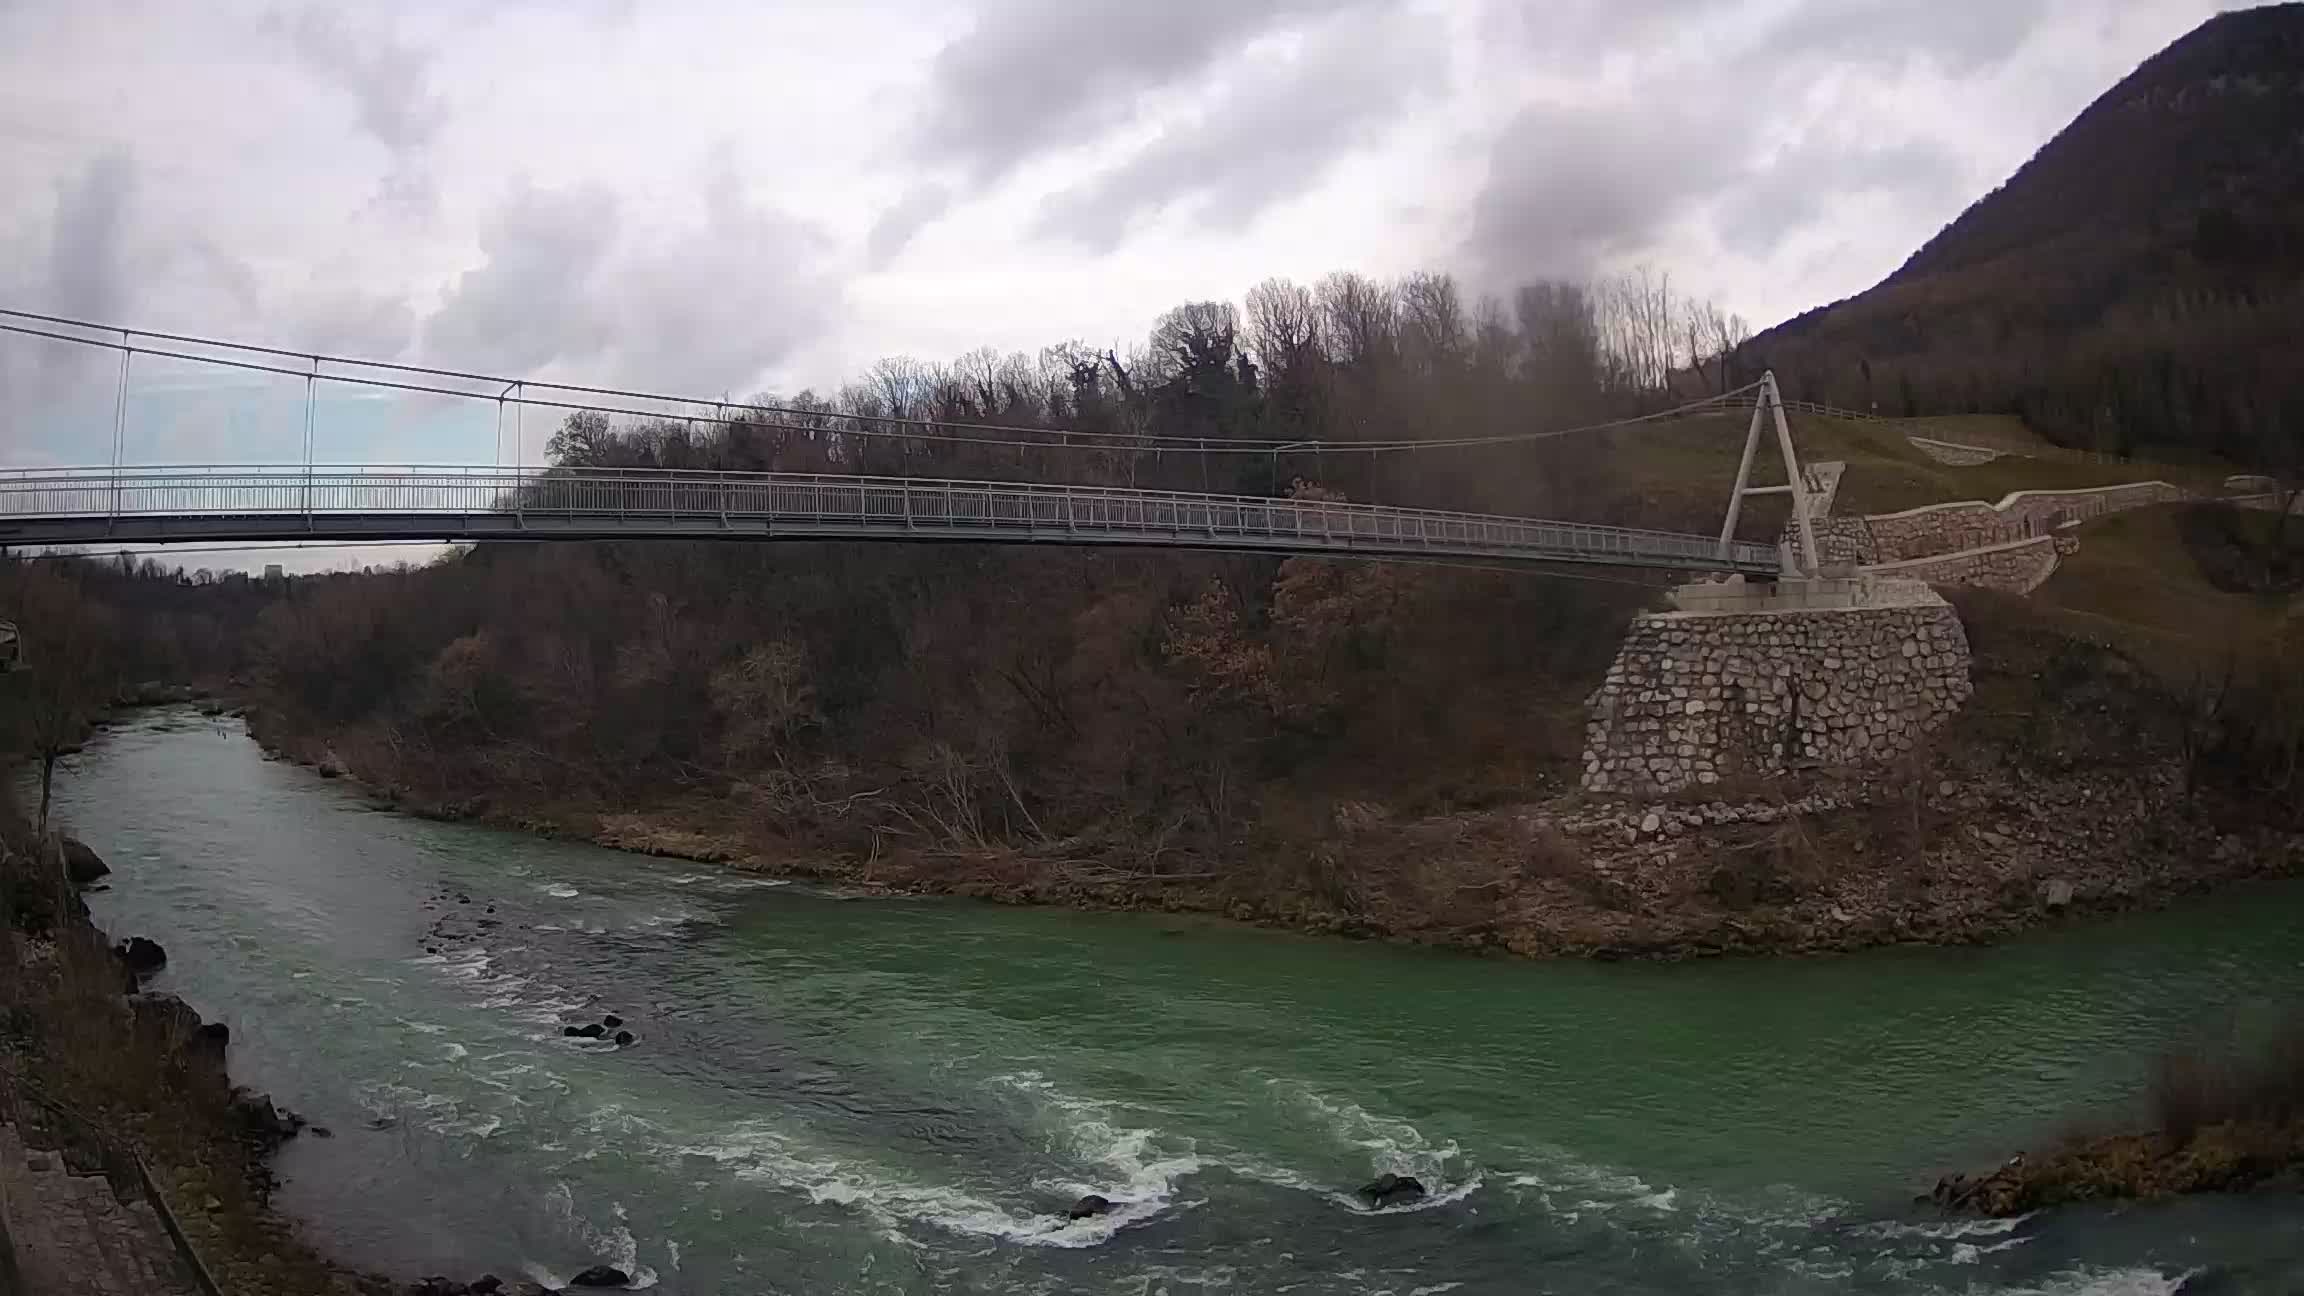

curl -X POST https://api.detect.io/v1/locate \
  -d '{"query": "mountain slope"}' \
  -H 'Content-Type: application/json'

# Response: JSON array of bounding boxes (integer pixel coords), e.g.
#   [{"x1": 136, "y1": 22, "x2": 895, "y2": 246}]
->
[{"x1": 1750, "y1": 3, "x2": 2304, "y2": 467}]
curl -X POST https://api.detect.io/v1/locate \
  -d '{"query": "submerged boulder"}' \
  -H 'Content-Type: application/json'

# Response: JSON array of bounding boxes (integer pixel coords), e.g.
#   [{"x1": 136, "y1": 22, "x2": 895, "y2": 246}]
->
[
  {"x1": 1064, "y1": 1194, "x2": 1113, "y2": 1220},
  {"x1": 613, "y1": 1031, "x2": 635, "y2": 1047},
  {"x1": 1357, "y1": 1173, "x2": 1428, "y2": 1208},
  {"x1": 568, "y1": 1265, "x2": 630, "y2": 1288}
]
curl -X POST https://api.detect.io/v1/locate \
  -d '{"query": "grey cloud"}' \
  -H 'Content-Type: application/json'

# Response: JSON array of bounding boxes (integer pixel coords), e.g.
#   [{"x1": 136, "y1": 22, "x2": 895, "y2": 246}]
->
[
  {"x1": 1769, "y1": 0, "x2": 2055, "y2": 74},
  {"x1": 1489, "y1": 0, "x2": 1748, "y2": 61},
  {"x1": 286, "y1": 287, "x2": 417, "y2": 358},
  {"x1": 915, "y1": 0, "x2": 1383, "y2": 182},
  {"x1": 1712, "y1": 138, "x2": 1968, "y2": 256},
  {"x1": 1034, "y1": 10, "x2": 1445, "y2": 250},
  {"x1": 422, "y1": 184, "x2": 620, "y2": 375},
  {"x1": 46, "y1": 151, "x2": 136, "y2": 323},
  {"x1": 278, "y1": 7, "x2": 445, "y2": 215},
  {"x1": 1496, "y1": 0, "x2": 2051, "y2": 72},
  {"x1": 0, "y1": 153, "x2": 134, "y2": 437},
  {"x1": 421, "y1": 172, "x2": 836, "y2": 395},
  {"x1": 604, "y1": 170, "x2": 838, "y2": 395},
  {"x1": 281, "y1": 9, "x2": 445, "y2": 156},
  {"x1": 1466, "y1": 99, "x2": 1741, "y2": 282},
  {"x1": 866, "y1": 183, "x2": 954, "y2": 267},
  {"x1": 1464, "y1": 0, "x2": 2065, "y2": 286}
]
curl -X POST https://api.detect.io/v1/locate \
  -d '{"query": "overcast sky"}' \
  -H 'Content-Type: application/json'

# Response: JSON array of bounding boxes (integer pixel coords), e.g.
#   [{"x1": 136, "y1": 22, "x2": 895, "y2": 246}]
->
[{"x1": 0, "y1": 0, "x2": 2234, "y2": 566}]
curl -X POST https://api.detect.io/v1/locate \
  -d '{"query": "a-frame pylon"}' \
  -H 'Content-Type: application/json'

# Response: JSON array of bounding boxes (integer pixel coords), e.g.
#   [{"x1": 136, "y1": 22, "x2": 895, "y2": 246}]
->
[{"x1": 1716, "y1": 370, "x2": 1819, "y2": 576}]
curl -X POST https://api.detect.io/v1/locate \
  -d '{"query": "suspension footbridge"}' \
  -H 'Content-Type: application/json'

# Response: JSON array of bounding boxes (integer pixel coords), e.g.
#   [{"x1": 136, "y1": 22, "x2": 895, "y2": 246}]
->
[{"x1": 0, "y1": 310, "x2": 1817, "y2": 576}]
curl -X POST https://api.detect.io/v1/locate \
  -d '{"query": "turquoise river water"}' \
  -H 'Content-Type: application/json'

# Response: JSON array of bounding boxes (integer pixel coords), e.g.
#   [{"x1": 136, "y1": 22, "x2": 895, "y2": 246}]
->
[{"x1": 48, "y1": 709, "x2": 2304, "y2": 1293}]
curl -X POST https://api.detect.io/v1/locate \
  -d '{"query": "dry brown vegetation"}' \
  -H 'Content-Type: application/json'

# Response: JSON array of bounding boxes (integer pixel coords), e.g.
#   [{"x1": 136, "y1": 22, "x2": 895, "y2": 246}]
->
[{"x1": 1938, "y1": 1016, "x2": 2304, "y2": 1215}]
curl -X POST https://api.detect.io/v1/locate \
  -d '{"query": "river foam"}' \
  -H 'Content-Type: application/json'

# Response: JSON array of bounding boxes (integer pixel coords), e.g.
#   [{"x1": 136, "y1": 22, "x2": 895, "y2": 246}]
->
[
  {"x1": 531, "y1": 1183, "x2": 660, "y2": 1289},
  {"x1": 675, "y1": 1115, "x2": 1193, "y2": 1249}
]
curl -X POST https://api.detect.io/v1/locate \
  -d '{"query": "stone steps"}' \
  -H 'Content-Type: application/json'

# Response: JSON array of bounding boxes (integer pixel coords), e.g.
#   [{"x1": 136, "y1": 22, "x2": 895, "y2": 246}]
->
[{"x1": 0, "y1": 1119, "x2": 199, "y2": 1296}]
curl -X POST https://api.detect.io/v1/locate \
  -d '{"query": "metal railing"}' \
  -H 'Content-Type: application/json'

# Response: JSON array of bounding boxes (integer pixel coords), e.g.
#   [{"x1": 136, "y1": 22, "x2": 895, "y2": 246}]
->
[
  {"x1": 0, "y1": 464, "x2": 1784, "y2": 573},
  {"x1": 1715, "y1": 393, "x2": 1884, "y2": 422},
  {"x1": 0, "y1": 1065, "x2": 224, "y2": 1296}
]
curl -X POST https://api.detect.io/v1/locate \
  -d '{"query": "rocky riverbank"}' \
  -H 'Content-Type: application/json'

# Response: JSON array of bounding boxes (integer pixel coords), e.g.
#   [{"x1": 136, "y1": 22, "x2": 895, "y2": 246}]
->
[
  {"x1": 1929, "y1": 1122, "x2": 2304, "y2": 1217},
  {"x1": 240, "y1": 701, "x2": 2301, "y2": 964},
  {"x1": 1927, "y1": 1014, "x2": 2304, "y2": 1218},
  {"x1": 0, "y1": 828, "x2": 578, "y2": 1296}
]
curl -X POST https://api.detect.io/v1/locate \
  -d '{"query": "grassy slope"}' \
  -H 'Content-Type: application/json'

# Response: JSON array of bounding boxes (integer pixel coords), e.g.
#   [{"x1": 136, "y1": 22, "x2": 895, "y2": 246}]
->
[
  {"x1": 1601, "y1": 409, "x2": 2285, "y2": 677},
  {"x1": 2031, "y1": 506, "x2": 2299, "y2": 677},
  {"x1": 1894, "y1": 414, "x2": 2054, "y2": 451},
  {"x1": 1601, "y1": 411, "x2": 2232, "y2": 540}
]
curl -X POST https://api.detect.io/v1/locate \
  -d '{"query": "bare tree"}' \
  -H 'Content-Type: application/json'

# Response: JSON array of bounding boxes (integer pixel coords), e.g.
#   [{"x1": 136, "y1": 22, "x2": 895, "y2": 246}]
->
[
  {"x1": 1244, "y1": 277, "x2": 1322, "y2": 379},
  {"x1": 1515, "y1": 280, "x2": 1603, "y2": 398},
  {"x1": 1316, "y1": 272, "x2": 1398, "y2": 370},
  {"x1": 1398, "y1": 271, "x2": 1469, "y2": 379},
  {"x1": 1147, "y1": 301, "x2": 1243, "y2": 384},
  {"x1": 2, "y1": 566, "x2": 117, "y2": 836}
]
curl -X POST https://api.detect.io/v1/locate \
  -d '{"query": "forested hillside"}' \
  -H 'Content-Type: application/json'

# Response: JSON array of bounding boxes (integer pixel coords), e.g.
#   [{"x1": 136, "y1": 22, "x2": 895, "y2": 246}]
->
[{"x1": 1750, "y1": 4, "x2": 2304, "y2": 467}]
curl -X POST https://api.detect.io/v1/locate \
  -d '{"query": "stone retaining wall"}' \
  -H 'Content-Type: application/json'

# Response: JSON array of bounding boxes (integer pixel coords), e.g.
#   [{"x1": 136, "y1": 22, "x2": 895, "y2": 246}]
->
[
  {"x1": 1860, "y1": 534, "x2": 2075, "y2": 596},
  {"x1": 1865, "y1": 503, "x2": 2017, "y2": 561},
  {"x1": 1806, "y1": 515, "x2": 1879, "y2": 565},
  {"x1": 2001, "y1": 481, "x2": 2194, "y2": 529},
  {"x1": 1582, "y1": 592, "x2": 1973, "y2": 796},
  {"x1": 1774, "y1": 461, "x2": 1849, "y2": 559},
  {"x1": 1860, "y1": 481, "x2": 2195, "y2": 564}
]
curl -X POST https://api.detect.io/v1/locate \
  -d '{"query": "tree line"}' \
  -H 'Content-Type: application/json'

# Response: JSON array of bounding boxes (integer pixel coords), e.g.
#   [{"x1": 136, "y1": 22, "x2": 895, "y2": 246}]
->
[
  {"x1": 233, "y1": 266, "x2": 1742, "y2": 886},
  {"x1": 531, "y1": 267, "x2": 1751, "y2": 521}
]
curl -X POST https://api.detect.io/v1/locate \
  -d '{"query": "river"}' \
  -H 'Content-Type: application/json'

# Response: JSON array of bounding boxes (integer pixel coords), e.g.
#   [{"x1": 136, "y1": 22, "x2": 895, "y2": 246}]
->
[{"x1": 45, "y1": 708, "x2": 2304, "y2": 1293}]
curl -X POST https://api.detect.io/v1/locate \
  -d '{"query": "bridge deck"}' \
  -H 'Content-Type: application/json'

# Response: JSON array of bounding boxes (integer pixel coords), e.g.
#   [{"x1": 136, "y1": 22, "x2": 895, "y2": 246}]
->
[{"x1": 0, "y1": 467, "x2": 1781, "y2": 574}]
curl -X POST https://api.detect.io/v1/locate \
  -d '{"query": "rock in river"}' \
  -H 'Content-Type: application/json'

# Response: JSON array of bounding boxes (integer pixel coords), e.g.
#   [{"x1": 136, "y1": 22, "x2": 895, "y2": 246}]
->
[
  {"x1": 1357, "y1": 1173, "x2": 1427, "y2": 1208},
  {"x1": 61, "y1": 836, "x2": 109, "y2": 886},
  {"x1": 1065, "y1": 1194, "x2": 1113, "y2": 1220},
  {"x1": 116, "y1": 936, "x2": 167, "y2": 978},
  {"x1": 227, "y1": 1086, "x2": 305, "y2": 1142},
  {"x1": 569, "y1": 1264, "x2": 630, "y2": 1287}
]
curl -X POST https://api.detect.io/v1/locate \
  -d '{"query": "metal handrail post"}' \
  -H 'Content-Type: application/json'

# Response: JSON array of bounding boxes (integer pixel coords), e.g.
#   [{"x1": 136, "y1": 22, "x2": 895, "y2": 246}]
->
[
  {"x1": 514, "y1": 383, "x2": 526, "y2": 528},
  {"x1": 302, "y1": 356, "x2": 317, "y2": 527}
]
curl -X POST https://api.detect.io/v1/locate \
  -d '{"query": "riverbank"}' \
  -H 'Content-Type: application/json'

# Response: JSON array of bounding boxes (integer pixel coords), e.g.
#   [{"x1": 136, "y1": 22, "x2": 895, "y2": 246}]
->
[
  {"x1": 0, "y1": 828, "x2": 373, "y2": 1295},
  {"x1": 0, "y1": 821, "x2": 540, "y2": 1296},
  {"x1": 240, "y1": 696, "x2": 2304, "y2": 964},
  {"x1": 1932, "y1": 1016, "x2": 2304, "y2": 1219}
]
